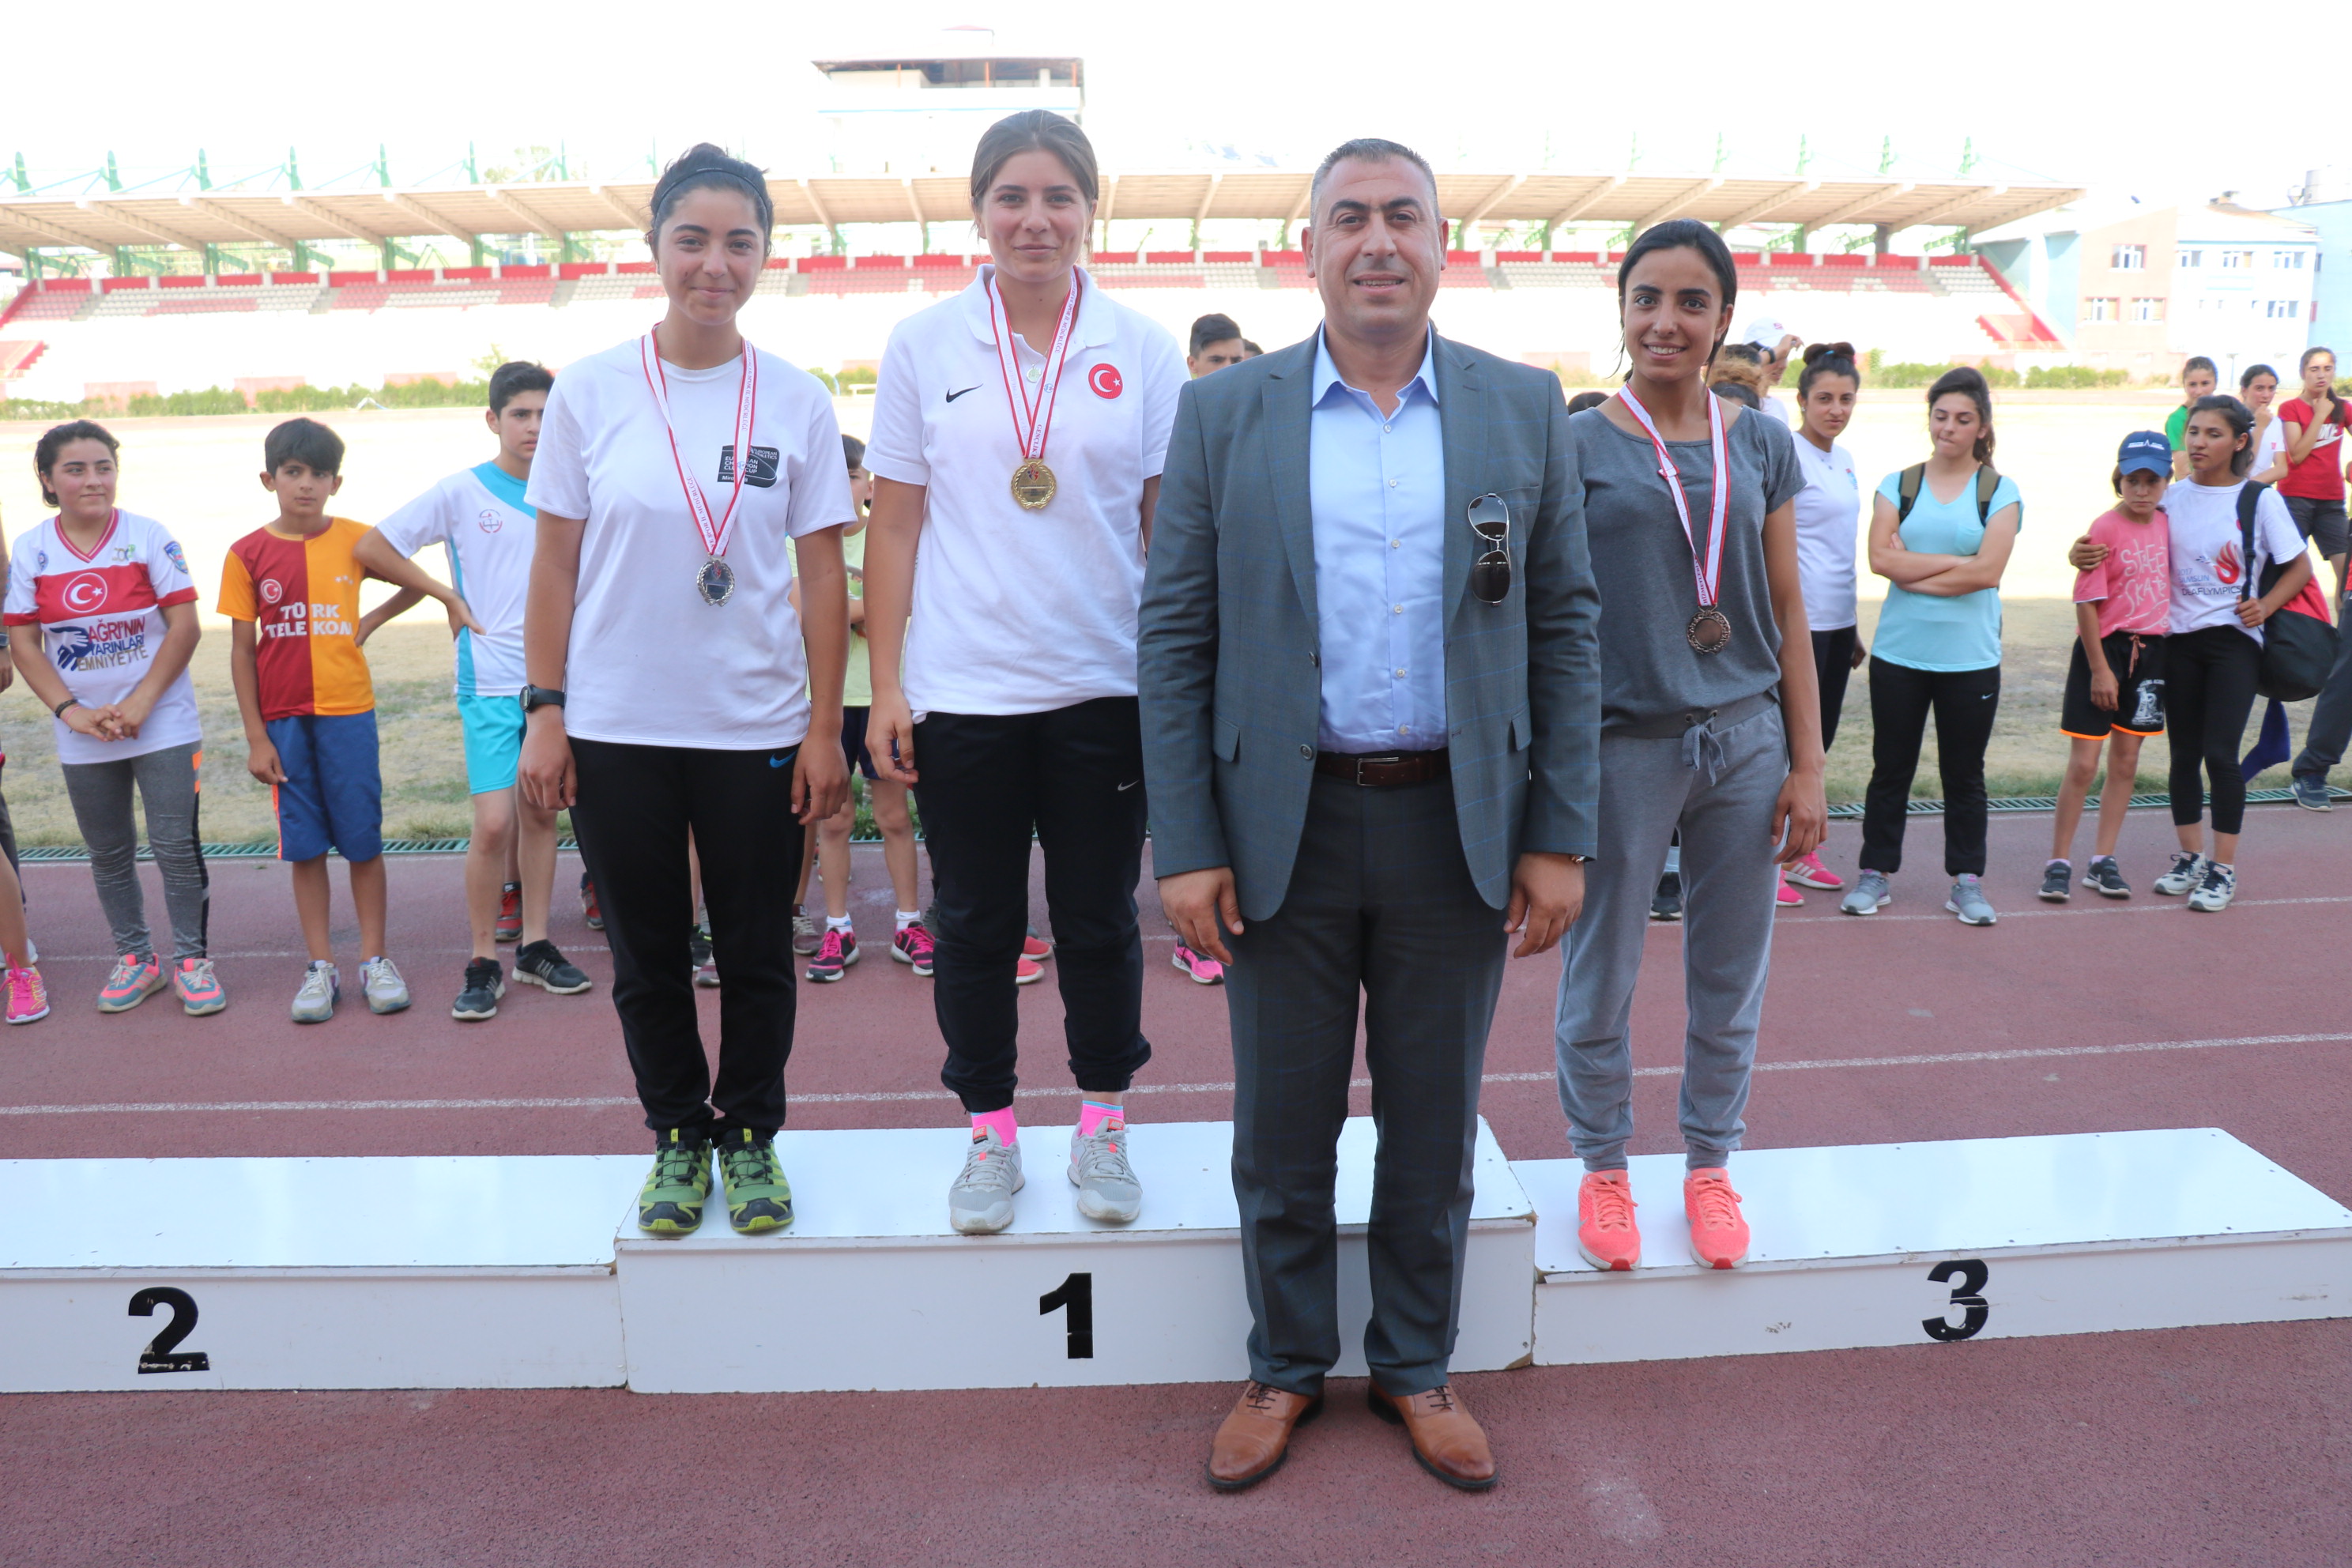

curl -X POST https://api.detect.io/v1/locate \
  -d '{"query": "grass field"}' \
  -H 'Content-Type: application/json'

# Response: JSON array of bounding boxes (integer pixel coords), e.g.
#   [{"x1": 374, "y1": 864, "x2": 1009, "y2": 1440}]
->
[{"x1": 0, "y1": 393, "x2": 2329, "y2": 846}]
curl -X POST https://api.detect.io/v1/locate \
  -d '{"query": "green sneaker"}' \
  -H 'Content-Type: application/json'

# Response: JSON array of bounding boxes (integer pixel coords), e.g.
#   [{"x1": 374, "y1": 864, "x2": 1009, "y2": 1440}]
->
[
  {"x1": 638, "y1": 1127, "x2": 713, "y2": 1237},
  {"x1": 714, "y1": 1126, "x2": 795, "y2": 1234}
]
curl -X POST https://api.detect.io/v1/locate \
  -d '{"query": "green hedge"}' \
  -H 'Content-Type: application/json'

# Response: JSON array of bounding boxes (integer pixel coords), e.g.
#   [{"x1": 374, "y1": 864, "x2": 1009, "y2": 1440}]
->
[{"x1": 5, "y1": 379, "x2": 492, "y2": 421}]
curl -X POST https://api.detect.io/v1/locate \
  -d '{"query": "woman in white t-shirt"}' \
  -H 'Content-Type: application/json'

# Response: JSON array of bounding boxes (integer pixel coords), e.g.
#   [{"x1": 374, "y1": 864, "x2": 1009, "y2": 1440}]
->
[
  {"x1": 517, "y1": 145, "x2": 854, "y2": 1239},
  {"x1": 8, "y1": 420, "x2": 206, "y2": 1021},
  {"x1": 861, "y1": 111, "x2": 1186, "y2": 1237},
  {"x1": 2243, "y1": 364, "x2": 2287, "y2": 486},
  {"x1": 2139, "y1": 396, "x2": 2309, "y2": 911},
  {"x1": 1782, "y1": 341, "x2": 1864, "y2": 899}
]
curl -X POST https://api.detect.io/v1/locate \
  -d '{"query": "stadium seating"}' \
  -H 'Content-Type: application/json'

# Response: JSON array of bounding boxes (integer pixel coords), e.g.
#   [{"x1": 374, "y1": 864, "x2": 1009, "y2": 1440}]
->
[{"x1": 0, "y1": 253, "x2": 2031, "y2": 405}]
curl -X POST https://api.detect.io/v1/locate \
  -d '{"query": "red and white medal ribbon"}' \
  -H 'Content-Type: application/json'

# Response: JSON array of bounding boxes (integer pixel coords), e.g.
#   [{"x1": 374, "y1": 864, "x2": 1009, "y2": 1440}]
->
[
  {"x1": 986, "y1": 270, "x2": 1082, "y2": 466},
  {"x1": 640, "y1": 326, "x2": 758, "y2": 564},
  {"x1": 1616, "y1": 385, "x2": 1729, "y2": 612}
]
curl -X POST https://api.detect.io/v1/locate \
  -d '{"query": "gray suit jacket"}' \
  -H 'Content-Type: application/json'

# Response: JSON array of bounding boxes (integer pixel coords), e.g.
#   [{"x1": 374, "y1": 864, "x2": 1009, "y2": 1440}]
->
[{"x1": 1139, "y1": 330, "x2": 1601, "y2": 922}]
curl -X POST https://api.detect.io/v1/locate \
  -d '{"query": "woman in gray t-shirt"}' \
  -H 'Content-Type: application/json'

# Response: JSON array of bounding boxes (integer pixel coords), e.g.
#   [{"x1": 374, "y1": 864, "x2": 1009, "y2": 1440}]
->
[{"x1": 1552, "y1": 220, "x2": 1827, "y2": 1275}]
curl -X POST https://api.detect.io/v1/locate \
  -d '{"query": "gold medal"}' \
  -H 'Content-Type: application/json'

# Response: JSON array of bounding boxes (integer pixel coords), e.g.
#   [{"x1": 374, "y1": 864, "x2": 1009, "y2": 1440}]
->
[{"x1": 1011, "y1": 458, "x2": 1057, "y2": 511}]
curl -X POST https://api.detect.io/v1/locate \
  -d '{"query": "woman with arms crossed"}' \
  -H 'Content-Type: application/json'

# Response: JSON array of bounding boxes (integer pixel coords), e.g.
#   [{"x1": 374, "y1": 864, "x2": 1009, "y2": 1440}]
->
[
  {"x1": 862, "y1": 111, "x2": 1186, "y2": 1235},
  {"x1": 518, "y1": 145, "x2": 852, "y2": 1238},
  {"x1": 1554, "y1": 220, "x2": 1826, "y2": 1274}
]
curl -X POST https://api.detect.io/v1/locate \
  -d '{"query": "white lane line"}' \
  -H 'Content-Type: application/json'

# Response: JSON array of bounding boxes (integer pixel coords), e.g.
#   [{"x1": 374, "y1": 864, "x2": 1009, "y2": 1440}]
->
[
  {"x1": 6, "y1": 1032, "x2": 2347, "y2": 1118},
  {"x1": 1771, "y1": 895, "x2": 2352, "y2": 925}
]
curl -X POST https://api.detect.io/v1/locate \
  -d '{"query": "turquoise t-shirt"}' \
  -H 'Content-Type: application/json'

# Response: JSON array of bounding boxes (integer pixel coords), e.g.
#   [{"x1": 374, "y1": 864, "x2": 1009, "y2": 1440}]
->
[{"x1": 1871, "y1": 467, "x2": 2022, "y2": 673}]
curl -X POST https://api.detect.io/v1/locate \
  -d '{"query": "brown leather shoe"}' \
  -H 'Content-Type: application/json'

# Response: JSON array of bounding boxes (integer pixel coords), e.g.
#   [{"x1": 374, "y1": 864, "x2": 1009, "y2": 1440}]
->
[
  {"x1": 1368, "y1": 1382, "x2": 1498, "y2": 1491},
  {"x1": 1205, "y1": 1380, "x2": 1323, "y2": 1492}
]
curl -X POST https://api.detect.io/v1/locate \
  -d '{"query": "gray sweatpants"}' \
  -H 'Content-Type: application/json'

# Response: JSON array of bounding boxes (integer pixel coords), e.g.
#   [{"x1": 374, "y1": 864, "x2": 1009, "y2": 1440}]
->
[
  {"x1": 1554, "y1": 702, "x2": 1785, "y2": 1171},
  {"x1": 61, "y1": 741, "x2": 209, "y2": 962}
]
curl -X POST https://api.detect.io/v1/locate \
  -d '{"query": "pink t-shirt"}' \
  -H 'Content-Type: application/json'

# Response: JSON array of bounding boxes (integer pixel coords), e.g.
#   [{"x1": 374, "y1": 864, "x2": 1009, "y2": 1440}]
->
[{"x1": 2073, "y1": 507, "x2": 2171, "y2": 638}]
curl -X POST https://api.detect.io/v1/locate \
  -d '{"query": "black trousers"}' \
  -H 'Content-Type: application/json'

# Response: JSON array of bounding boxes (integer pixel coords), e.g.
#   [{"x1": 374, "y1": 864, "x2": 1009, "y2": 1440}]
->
[
  {"x1": 2294, "y1": 586, "x2": 2352, "y2": 782},
  {"x1": 1860, "y1": 657, "x2": 2000, "y2": 877},
  {"x1": 1226, "y1": 771, "x2": 1505, "y2": 1399},
  {"x1": 912, "y1": 697, "x2": 1151, "y2": 1115},
  {"x1": 2165, "y1": 624, "x2": 2263, "y2": 835},
  {"x1": 1811, "y1": 625, "x2": 1859, "y2": 752},
  {"x1": 569, "y1": 737, "x2": 805, "y2": 1137}
]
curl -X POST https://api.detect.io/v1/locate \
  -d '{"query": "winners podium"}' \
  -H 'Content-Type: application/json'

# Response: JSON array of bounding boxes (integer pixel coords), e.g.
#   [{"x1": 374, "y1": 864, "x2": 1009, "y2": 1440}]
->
[{"x1": 4, "y1": 1123, "x2": 2348, "y2": 1393}]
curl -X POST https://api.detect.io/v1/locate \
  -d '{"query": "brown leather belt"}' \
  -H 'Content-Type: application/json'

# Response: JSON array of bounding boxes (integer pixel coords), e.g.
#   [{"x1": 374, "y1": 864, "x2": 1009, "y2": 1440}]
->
[{"x1": 1314, "y1": 748, "x2": 1449, "y2": 787}]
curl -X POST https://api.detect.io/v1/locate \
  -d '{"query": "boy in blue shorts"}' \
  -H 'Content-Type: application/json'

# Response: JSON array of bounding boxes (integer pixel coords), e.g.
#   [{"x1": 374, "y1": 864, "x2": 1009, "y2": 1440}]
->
[
  {"x1": 358, "y1": 363, "x2": 594, "y2": 1021},
  {"x1": 224, "y1": 418, "x2": 463, "y2": 1021}
]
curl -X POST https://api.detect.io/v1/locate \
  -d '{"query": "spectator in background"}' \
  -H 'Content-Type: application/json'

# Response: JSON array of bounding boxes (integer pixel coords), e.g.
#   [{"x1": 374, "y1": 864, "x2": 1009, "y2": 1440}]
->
[
  {"x1": 2244, "y1": 364, "x2": 2286, "y2": 485},
  {"x1": 1739, "y1": 318, "x2": 1799, "y2": 425},
  {"x1": 359, "y1": 362, "x2": 594, "y2": 1023},
  {"x1": 1844, "y1": 368, "x2": 2021, "y2": 926},
  {"x1": 2275, "y1": 348, "x2": 2346, "y2": 595},
  {"x1": 1189, "y1": 314, "x2": 1250, "y2": 378},
  {"x1": 1240, "y1": 341, "x2": 1265, "y2": 358},
  {"x1": 1784, "y1": 342, "x2": 1865, "y2": 900},
  {"x1": 1566, "y1": 390, "x2": 1608, "y2": 414},
  {"x1": 2167, "y1": 357, "x2": 2219, "y2": 478}
]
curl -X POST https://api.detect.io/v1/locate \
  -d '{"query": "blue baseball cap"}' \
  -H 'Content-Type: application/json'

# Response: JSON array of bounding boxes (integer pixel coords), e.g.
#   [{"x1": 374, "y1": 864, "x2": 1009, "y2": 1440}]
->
[{"x1": 2117, "y1": 430, "x2": 2171, "y2": 477}]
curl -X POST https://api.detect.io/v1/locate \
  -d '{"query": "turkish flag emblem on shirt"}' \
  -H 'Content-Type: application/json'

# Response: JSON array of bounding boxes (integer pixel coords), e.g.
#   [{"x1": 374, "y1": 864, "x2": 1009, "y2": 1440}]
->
[{"x1": 1088, "y1": 364, "x2": 1124, "y2": 399}]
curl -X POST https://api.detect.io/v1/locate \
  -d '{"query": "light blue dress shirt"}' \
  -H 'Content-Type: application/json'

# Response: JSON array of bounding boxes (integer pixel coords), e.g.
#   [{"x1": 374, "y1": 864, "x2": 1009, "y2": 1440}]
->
[{"x1": 1308, "y1": 329, "x2": 1447, "y2": 752}]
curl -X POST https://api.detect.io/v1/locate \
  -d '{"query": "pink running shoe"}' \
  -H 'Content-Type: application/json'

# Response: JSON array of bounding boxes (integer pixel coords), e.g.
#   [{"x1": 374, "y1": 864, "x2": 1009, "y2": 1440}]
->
[
  {"x1": 1022, "y1": 932, "x2": 1053, "y2": 963},
  {"x1": 1576, "y1": 1170, "x2": 1642, "y2": 1272},
  {"x1": 891, "y1": 921, "x2": 935, "y2": 977},
  {"x1": 1776, "y1": 882, "x2": 1804, "y2": 909},
  {"x1": 1685, "y1": 1169, "x2": 1751, "y2": 1269},
  {"x1": 1784, "y1": 851, "x2": 1844, "y2": 891},
  {"x1": 1171, "y1": 943, "x2": 1225, "y2": 984},
  {"x1": 1014, "y1": 955, "x2": 1045, "y2": 986},
  {"x1": 97, "y1": 953, "x2": 167, "y2": 1014},
  {"x1": 6, "y1": 966, "x2": 48, "y2": 1025},
  {"x1": 805, "y1": 928, "x2": 858, "y2": 983},
  {"x1": 172, "y1": 957, "x2": 228, "y2": 1016}
]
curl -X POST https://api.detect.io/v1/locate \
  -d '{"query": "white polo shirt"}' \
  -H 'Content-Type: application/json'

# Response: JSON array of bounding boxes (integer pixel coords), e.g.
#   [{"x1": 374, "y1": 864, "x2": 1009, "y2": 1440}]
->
[
  {"x1": 527, "y1": 337, "x2": 854, "y2": 750},
  {"x1": 865, "y1": 265, "x2": 1185, "y2": 717}
]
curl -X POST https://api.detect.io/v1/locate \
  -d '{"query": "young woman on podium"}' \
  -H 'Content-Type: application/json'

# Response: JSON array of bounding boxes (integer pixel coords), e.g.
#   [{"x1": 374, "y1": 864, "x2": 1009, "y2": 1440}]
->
[
  {"x1": 517, "y1": 145, "x2": 854, "y2": 1239},
  {"x1": 860, "y1": 111, "x2": 1188, "y2": 1237}
]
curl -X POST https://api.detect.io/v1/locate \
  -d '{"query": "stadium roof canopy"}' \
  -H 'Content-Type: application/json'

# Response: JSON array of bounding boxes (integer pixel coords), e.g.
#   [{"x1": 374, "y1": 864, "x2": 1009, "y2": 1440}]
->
[{"x1": 0, "y1": 171, "x2": 2082, "y2": 254}]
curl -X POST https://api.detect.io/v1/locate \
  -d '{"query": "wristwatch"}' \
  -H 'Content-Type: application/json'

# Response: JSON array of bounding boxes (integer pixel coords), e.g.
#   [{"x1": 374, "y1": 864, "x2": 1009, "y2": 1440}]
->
[{"x1": 519, "y1": 685, "x2": 566, "y2": 713}]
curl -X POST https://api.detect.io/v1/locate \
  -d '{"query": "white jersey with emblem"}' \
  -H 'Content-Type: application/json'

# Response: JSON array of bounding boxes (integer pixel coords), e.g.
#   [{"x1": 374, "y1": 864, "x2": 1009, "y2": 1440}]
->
[
  {"x1": 528, "y1": 338, "x2": 854, "y2": 749},
  {"x1": 375, "y1": 461, "x2": 537, "y2": 698},
  {"x1": 3, "y1": 510, "x2": 202, "y2": 763},
  {"x1": 865, "y1": 266, "x2": 1186, "y2": 716}
]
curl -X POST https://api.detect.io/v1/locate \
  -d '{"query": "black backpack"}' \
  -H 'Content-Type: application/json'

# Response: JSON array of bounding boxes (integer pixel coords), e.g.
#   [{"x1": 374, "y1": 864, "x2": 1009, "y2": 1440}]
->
[
  {"x1": 2235, "y1": 479, "x2": 2335, "y2": 702},
  {"x1": 1895, "y1": 463, "x2": 2003, "y2": 525}
]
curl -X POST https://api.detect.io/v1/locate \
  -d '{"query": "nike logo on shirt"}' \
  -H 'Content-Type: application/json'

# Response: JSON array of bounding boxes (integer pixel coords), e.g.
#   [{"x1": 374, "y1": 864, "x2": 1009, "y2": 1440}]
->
[{"x1": 945, "y1": 386, "x2": 981, "y2": 402}]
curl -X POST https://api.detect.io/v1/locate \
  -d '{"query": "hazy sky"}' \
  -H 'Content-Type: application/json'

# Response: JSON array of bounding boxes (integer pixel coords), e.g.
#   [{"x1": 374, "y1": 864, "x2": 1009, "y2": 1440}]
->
[{"x1": 9, "y1": 0, "x2": 2311, "y2": 214}]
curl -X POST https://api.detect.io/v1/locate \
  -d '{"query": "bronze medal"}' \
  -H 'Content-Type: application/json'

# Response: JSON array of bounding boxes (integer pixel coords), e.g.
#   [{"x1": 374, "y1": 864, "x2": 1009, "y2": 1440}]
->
[
  {"x1": 1010, "y1": 458, "x2": 1057, "y2": 511},
  {"x1": 1687, "y1": 606, "x2": 1732, "y2": 654}
]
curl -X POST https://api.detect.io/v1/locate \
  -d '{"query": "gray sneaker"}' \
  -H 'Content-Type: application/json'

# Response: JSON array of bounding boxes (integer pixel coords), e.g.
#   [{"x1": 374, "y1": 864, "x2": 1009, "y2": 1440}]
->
[
  {"x1": 1840, "y1": 869, "x2": 1890, "y2": 916},
  {"x1": 2037, "y1": 861, "x2": 2071, "y2": 903},
  {"x1": 1069, "y1": 1120, "x2": 1142, "y2": 1223},
  {"x1": 1946, "y1": 875, "x2": 1997, "y2": 926},
  {"x1": 791, "y1": 906, "x2": 822, "y2": 956},
  {"x1": 360, "y1": 956, "x2": 412, "y2": 1015},
  {"x1": 2292, "y1": 774, "x2": 2332, "y2": 812},
  {"x1": 2187, "y1": 861, "x2": 2237, "y2": 912},
  {"x1": 2154, "y1": 851, "x2": 2207, "y2": 896},
  {"x1": 290, "y1": 959, "x2": 339, "y2": 1023},
  {"x1": 948, "y1": 1126, "x2": 1024, "y2": 1234}
]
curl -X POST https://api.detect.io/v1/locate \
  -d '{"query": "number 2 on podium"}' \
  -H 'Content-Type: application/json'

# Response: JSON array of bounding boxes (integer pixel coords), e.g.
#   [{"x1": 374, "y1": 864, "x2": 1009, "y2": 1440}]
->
[
  {"x1": 1039, "y1": 1272, "x2": 1094, "y2": 1359},
  {"x1": 129, "y1": 1287, "x2": 210, "y2": 1373}
]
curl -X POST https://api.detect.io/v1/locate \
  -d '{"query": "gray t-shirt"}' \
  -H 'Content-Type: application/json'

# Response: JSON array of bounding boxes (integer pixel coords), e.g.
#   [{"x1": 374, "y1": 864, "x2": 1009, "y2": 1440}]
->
[{"x1": 1570, "y1": 401, "x2": 1804, "y2": 730}]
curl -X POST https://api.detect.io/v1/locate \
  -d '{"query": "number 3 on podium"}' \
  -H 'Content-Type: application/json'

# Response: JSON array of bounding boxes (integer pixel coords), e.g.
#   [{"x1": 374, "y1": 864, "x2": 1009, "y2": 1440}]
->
[
  {"x1": 1039, "y1": 1273, "x2": 1094, "y2": 1359},
  {"x1": 1921, "y1": 1259, "x2": 1990, "y2": 1343}
]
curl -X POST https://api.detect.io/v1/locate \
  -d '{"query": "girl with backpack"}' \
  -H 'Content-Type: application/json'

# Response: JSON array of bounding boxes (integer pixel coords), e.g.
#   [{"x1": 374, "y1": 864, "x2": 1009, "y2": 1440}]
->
[
  {"x1": 2081, "y1": 397, "x2": 2311, "y2": 912},
  {"x1": 1841, "y1": 368, "x2": 2020, "y2": 925}
]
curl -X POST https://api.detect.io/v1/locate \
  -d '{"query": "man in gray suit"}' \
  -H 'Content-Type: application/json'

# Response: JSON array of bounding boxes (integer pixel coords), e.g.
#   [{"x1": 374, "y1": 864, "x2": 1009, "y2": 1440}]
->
[{"x1": 1139, "y1": 138, "x2": 1601, "y2": 1492}]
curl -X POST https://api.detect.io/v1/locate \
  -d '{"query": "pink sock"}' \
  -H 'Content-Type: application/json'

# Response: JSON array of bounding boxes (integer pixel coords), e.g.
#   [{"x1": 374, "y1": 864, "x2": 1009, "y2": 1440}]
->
[
  {"x1": 971, "y1": 1106, "x2": 1018, "y2": 1148},
  {"x1": 1078, "y1": 1099, "x2": 1124, "y2": 1139}
]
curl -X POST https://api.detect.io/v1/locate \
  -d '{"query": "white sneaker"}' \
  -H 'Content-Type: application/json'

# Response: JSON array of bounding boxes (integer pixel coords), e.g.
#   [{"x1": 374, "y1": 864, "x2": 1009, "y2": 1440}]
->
[
  {"x1": 2187, "y1": 861, "x2": 2236, "y2": 912},
  {"x1": 948, "y1": 1126, "x2": 1023, "y2": 1234},
  {"x1": 2154, "y1": 852, "x2": 2206, "y2": 896},
  {"x1": 1069, "y1": 1120, "x2": 1142, "y2": 1223},
  {"x1": 360, "y1": 956, "x2": 412, "y2": 1015},
  {"x1": 290, "y1": 960, "x2": 339, "y2": 1023}
]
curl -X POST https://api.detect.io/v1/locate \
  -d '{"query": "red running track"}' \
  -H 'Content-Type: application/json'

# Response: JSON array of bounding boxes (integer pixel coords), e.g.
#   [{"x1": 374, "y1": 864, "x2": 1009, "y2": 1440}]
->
[{"x1": 3, "y1": 804, "x2": 2349, "y2": 1565}]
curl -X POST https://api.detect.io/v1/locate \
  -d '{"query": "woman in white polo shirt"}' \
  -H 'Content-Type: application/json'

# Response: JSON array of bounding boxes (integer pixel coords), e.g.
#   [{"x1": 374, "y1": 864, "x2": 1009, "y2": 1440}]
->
[
  {"x1": 518, "y1": 144, "x2": 853, "y2": 1240},
  {"x1": 862, "y1": 110, "x2": 1186, "y2": 1236},
  {"x1": 1782, "y1": 341, "x2": 1864, "y2": 900}
]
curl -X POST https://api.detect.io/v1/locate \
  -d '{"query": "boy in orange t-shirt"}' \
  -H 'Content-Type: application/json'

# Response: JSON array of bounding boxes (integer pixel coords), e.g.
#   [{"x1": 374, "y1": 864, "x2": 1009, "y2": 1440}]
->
[{"x1": 220, "y1": 418, "x2": 470, "y2": 1023}]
